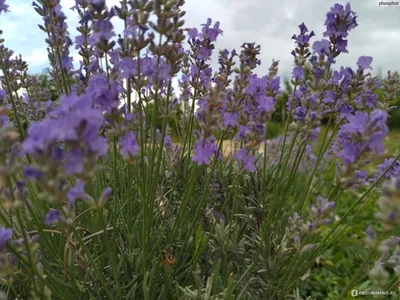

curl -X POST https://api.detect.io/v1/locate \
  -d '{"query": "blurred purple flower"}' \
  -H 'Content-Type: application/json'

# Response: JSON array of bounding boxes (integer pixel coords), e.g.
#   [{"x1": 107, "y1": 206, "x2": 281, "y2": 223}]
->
[
  {"x1": 201, "y1": 18, "x2": 223, "y2": 42},
  {"x1": 85, "y1": 74, "x2": 119, "y2": 112},
  {"x1": 119, "y1": 131, "x2": 140, "y2": 157},
  {"x1": 188, "y1": 27, "x2": 198, "y2": 39},
  {"x1": 222, "y1": 111, "x2": 239, "y2": 127},
  {"x1": 90, "y1": 0, "x2": 105, "y2": 10},
  {"x1": 235, "y1": 149, "x2": 256, "y2": 172},
  {"x1": 120, "y1": 57, "x2": 135, "y2": 79},
  {"x1": 0, "y1": 228, "x2": 13, "y2": 249},
  {"x1": 44, "y1": 210, "x2": 62, "y2": 225},
  {"x1": 292, "y1": 66, "x2": 305, "y2": 81},
  {"x1": 257, "y1": 95, "x2": 275, "y2": 113},
  {"x1": 101, "y1": 187, "x2": 112, "y2": 199},
  {"x1": 99, "y1": 187, "x2": 112, "y2": 207},
  {"x1": 64, "y1": 149, "x2": 84, "y2": 175},
  {"x1": 291, "y1": 22, "x2": 315, "y2": 47},
  {"x1": 193, "y1": 137, "x2": 218, "y2": 166},
  {"x1": 323, "y1": 2, "x2": 357, "y2": 54},
  {"x1": 67, "y1": 179, "x2": 86, "y2": 206},
  {"x1": 23, "y1": 166, "x2": 43, "y2": 180},
  {"x1": 370, "y1": 158, "x2": 400, "y2": 183},
  {"x1": 312, "y1": 39, "x2": 330, "y2": 55},
  {"x1": 336, "y1": 110, "x2": 388, "y2": 165},
  {"x1": 0, "y1": 0, "x2": 9, "y2": 14},
  {"x1": 90, "y1": 19, "x2": 115, "y2": 46},
  {"x1": 357, "y1": 56, "x2": 373, "y2": 71}
]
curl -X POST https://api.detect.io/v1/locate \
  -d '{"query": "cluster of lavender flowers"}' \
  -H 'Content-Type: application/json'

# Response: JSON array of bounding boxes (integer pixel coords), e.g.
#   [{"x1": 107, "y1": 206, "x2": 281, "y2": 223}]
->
[
  {"x1": 285, "y1": 196, "x2": 335, "y2": 253},
  {"x1": 22, "y1": 74, "x2": 117, "y2": 224}
]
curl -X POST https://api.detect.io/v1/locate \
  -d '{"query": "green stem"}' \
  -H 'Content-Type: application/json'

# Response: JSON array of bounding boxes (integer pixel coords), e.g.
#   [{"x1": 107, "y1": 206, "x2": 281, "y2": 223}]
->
[
  {"x1": 112, "y1": 137, "x2": 118, "y2": 228},
  {"x1": 0, "y1": 58, "x2": 25, "y2": 139},
  {"x1": 299, "y1": 120, "x2": 338, "y2": 212}
]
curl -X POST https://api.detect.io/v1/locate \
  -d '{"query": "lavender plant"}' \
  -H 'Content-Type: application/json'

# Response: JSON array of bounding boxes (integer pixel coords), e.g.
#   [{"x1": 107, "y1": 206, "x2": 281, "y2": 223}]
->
[{"x1": 0, "y1": 1, "x2": 399, "y2": 299}]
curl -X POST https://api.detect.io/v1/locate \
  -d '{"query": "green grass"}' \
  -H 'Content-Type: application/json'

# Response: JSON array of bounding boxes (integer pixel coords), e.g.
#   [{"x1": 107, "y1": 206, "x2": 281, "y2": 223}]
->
[{"x1": 384, "y1": 129, "x2": 400, "y2": 155}]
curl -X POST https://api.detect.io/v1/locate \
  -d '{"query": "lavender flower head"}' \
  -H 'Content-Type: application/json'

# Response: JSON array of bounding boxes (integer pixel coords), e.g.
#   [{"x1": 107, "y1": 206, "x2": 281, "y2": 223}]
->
[
  {"x1": 44, "y1": 210, "x2": 62, "y2": 225},
  {"x1": 0, "y1": 0, "x2": 9, "y2": 14},
  {"x1": 119, "y1": 131, "x2": 140, "y2": 158},
  {"x1": 285, "y1": 212, "x2": 316, "y2": 252},
  {"x1": 0, "y1": 228, "x2": 13, "y2": 249},
  {"x1": 357, "y1": 56, "x2": 373, "y2": 71},
  {"x1": 324, "y1": 2, "x2": 357, "y2": 55},
  {"x1": 291, "y1": 22, "x2": 314, "y2": 66},
  {"x1": 23, "y1": 75, "x2": 110, "y2": 168},
  {"x1": 369, "y1": 158, "x2": 400, "y2": 183},
  {"x1": 193, "y1": 137, "x2": 218, "y2": 166},
  {"x1": 67, "y1": 179, "x2": 87, "y2": 206},
  {"x1": 336, "y1": 110, "x2": 389, "y2": 166},
  {"x1": 234, "y1": 149, "x2": 256, "y2": 172},
  {"x1": 309, "y1": 196, "x2": 336, "y2": 232}
]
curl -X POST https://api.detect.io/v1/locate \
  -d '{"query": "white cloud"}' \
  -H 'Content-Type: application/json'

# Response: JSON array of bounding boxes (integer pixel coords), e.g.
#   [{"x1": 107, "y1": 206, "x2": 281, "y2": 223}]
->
[{"x1": 25, "y1": 48, "x2": 48, "y2": 68}]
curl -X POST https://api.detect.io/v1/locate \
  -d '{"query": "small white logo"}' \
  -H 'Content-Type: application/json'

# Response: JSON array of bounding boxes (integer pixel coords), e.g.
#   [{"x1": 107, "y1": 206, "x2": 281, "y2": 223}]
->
[{"x1": 351, "y1": 290, "x2": 359, "y2": 297}]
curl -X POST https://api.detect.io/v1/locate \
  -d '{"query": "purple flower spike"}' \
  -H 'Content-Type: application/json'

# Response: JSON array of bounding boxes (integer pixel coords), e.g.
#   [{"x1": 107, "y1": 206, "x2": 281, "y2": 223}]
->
[
  {"x1": 357, "y1": 56, "x2": 373, "y2": 71},
  {"x1": 101, "y1": 187, "x2": 112, "y2": 199},
  {"x1": 222, "y1": 111, "x2": 239, "y2": 127},
  {"x1": 292, "y1": 66, "x2": 305, "y2": 81},
  {"x1": 119, "y1": 131, "x2": 140, "y2": 157},
  {"x1": 323, "y1": 2, "x2": 357, "y2": 54},
  {"x1": 98, "y1": 187, "x2": 112, "y2": 207},
  {"x1": 188, "y1": 27, "x2": 198, "y2": 40},
  {"x1": 67, "y1": 180, "x2": 87, "y2": 206},
  {"x1": 257, "y1": 95, "x2": 275, "y2": 113},
  {"x1": 193, "y1": 137, "x2": 218, "y2": 166},
  {"x1": 44, "y1": 210, "x2": 62, "y2": 225},
  {"x1": 85, "y1": 74, "x2": 119, "y2": 112},
  {"x1": 291, "y1": 22, "x2": 315, "y2": 47},
  {"x1": 0, "y1": 228, "x2": 13, "y2": 249},
  {"x1": 90, "y1": 0, "x2": 105, "y2": 10},
  {"x1": 23, "y1": 166, "x2": 43, "y2": 180},
  {"x1": 336, "y1": 110, "x2": 388, "y2": 166},
  {"x1": 312, "y1": 39, "x2": 330, "y2": 55},
  {"x1": 234, "y1": 149, "x2": 256, "y2": 172},
  {"x1": 64, "y1": 149, "x2": 84, "y2": 175},
  {"x1": 369, "y1": 158, "x2": 400, "y2": 183},
  {"x1": 201, "y1": 18, "x2": 223, "y2": 42},
  {"x1": 0, "y1": 0, "x2": 9, "y2": 14}
]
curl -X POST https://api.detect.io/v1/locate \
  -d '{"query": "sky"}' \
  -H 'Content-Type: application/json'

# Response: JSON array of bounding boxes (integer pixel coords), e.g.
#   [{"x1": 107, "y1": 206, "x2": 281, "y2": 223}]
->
[{"x1": 1, "y1": 0, "x2": 400, "y2": 80}]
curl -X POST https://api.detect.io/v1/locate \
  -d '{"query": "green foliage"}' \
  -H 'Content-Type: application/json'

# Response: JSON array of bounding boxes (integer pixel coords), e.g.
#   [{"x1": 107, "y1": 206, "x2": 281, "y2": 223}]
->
[
  {"x1": 266, "y1": 121, "x2": 282, "y2": 139},
  {"x1": 273, "y1": 78, "x2": 291, "y2": 125},
  {"x1": 145, "y1": 100, "x2": 182, "y2": 138}
]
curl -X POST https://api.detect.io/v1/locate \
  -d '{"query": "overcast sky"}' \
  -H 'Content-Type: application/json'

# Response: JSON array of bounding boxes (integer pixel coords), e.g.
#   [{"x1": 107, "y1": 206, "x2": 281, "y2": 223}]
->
[{"x1": 1, "y1": 0, "x2": 400, "y2": 80}]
